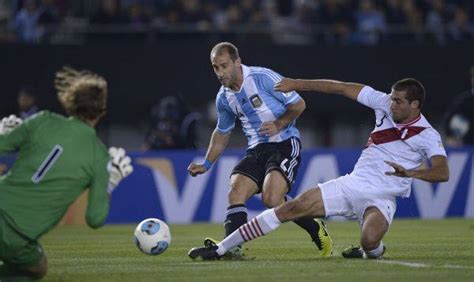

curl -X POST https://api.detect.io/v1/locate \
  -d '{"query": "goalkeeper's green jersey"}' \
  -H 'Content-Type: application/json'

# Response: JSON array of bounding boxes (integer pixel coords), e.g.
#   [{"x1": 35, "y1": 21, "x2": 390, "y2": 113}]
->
[{"x1": 0, "y1": 111, "x2": 110, "y2": 240}]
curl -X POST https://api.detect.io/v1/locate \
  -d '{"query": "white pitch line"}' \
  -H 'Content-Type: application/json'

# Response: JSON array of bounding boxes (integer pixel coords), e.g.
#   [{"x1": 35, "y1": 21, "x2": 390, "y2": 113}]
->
[
  {"x1": 377, "y1": 260, "x2": 429, "y2": 268},
  {"x1": 376, "y1": 260, "x2": 474, "y2": 270}
]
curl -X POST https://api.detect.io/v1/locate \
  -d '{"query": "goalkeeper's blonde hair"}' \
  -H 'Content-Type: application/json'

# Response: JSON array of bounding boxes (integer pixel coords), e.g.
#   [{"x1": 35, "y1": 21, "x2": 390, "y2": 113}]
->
[{"x1": 55, "y1": 66, "x2": 108, "y2": 121}]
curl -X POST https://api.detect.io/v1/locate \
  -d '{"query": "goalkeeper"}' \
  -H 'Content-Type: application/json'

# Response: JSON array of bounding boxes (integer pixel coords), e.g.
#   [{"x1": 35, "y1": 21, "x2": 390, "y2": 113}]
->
[{"x1": 0, "y1": 67, "x2": 133, "y2": 279}]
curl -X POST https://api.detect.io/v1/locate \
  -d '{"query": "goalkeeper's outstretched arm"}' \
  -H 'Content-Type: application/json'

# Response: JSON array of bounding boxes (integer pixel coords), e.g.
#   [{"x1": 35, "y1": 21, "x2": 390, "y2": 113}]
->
[
  {"x1": 86, "y1": 147, "x2": 134, "y2": 228},
  {"x1": 275, "y1": 78, "x2": 365, "y2": 101}
]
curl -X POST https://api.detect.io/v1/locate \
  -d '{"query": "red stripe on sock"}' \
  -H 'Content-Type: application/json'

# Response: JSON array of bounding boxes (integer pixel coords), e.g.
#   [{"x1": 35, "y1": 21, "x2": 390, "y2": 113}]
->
[
  {"x1": 254, "y1": 218, "x2": 264, "y2": 235},
  {"x1": 250, "y1": 219, "x2": 262, "y2": 236},
  {"x1": 243, "y1": 224, "x2": 255, "y2": 239},
  {"x1": 245, "y1": 223, "x2": 258, "y2": 239},
  {"x1": 238, "y1": 227, "x2": 248, "y2": 242}
]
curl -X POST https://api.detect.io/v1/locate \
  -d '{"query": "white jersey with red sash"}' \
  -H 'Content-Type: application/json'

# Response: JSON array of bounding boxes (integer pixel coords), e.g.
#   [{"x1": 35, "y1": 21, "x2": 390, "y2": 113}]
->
[{"x1": 350, "y1": 86, "x2": 447, "y2": 198}]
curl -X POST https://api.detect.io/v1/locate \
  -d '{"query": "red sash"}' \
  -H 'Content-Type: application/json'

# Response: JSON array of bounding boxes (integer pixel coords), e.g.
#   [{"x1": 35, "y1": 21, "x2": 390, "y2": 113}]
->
[{"x1": 366, "y1": 126, "x2": 427, "y2": 147}]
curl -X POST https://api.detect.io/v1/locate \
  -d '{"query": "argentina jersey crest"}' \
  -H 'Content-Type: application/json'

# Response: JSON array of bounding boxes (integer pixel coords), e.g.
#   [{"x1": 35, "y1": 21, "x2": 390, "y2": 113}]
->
[{"x1": 250, "y1": 94, "x2": 263, "y2": 108}]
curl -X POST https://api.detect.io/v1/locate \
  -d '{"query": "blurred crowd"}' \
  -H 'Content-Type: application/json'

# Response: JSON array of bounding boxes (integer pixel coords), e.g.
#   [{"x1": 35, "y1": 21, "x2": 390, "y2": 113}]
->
[{"x1": 0, "y1": 0, "x2": 473, "y2": 44}]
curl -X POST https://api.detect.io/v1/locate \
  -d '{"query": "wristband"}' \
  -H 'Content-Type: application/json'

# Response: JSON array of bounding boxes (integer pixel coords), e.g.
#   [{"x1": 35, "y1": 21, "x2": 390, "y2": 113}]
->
[{"x1": 203, "y1": 159, "x2": 212, "y2": 170}]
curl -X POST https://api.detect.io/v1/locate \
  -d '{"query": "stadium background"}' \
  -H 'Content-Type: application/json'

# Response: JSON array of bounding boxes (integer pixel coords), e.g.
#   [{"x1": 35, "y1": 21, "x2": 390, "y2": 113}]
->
[{"x1": 0, "y1": 0, "x2": 473, "y2": 224}]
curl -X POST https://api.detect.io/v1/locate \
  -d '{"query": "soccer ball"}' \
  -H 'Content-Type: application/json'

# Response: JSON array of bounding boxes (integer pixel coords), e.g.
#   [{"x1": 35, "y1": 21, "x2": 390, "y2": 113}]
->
[
  {"x1": 450, "y1": 114, "x2": 470, "y2": 138},
  {"x1": 133, "y1": 218, "x2": 171, "y2": 255}
]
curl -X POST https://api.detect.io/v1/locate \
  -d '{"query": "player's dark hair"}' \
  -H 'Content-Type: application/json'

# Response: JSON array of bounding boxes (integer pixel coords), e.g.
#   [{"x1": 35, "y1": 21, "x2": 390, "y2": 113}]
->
[
  {"x1": 392, "y1": 78, "x2": 425, "y2": 109},
  {"x1": 211, "y1": 42, "x2": 239, "y2": 62}
]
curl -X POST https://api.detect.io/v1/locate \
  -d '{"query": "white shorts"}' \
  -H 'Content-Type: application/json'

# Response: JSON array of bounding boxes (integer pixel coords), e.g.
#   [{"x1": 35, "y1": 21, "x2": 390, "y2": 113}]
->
[{"x1": 319, "y1": 174, "x2": 397, "y2": 226}]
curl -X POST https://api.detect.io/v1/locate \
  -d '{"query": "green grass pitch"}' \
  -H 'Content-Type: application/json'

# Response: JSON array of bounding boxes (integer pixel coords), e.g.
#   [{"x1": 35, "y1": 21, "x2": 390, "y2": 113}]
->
[{"x1": 40, "y1": 219, "x2": 473, "y2": 281}]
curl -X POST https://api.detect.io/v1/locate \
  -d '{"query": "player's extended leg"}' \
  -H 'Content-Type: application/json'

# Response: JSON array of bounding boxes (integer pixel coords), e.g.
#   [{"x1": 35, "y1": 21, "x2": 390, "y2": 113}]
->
[
  {"x1": 189, "y1": 187, "x2": 327, "y2": 260},
  {"x1": 262, "y1": 171, "x2": 332, "y2": 256},
  {"x1": 342, "y1": 207, "x2": 388, "y2": 259},
  {"x1": 275, "y1": 187, "x2": 325, "y2": 221},
  {"x1": 0, "y1": 219, "x2": 48, "y2": 279},
  {"x1": 0, "y1": 254, "x2": 47, "y2": 279}
]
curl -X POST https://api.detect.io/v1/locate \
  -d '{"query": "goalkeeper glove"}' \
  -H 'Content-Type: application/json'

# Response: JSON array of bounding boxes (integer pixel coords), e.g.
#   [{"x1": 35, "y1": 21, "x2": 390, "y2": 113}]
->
[
  {"x1": 107, "y1": 147, "x2": 133, "y2": 194},
  {"x1": 0, "y1": 115, "x2": 23, "y2": 135}
]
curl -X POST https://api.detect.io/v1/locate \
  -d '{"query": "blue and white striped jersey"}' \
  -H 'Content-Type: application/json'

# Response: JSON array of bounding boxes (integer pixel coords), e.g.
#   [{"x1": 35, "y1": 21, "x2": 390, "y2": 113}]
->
[{"x1": 215, "y1": 64, "x2": 302, "y2": 149}]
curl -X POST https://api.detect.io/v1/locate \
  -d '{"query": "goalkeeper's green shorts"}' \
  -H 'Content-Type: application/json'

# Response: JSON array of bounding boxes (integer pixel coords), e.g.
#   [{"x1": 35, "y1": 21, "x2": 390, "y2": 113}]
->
[{"x1": 0, "y1": 209, "x2": 43, "y2": 267}]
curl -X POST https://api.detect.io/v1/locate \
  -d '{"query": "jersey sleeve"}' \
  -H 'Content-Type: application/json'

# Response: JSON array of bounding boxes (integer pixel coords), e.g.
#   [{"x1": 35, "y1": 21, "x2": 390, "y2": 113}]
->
[
  {"x1": 418, "y1": 129, "x2": 447, "y2": 159},
  {"x1": 0, "y1": 123, "x2": 29, "y2": 154},
  {"x1": 357, "y1": 86, "x2": 391, "y2": 110},
  {"x1": 260, "y1": 71, "x2": 302, "y2": 106},
  {"x1": 216, "y1": 95, "x2": 236, "y2": 135},
  {"x1": 0, "y1": 112, "x2": 46, "y2": 154},
  {"x1": 85, "y1": 148, "x2": 110, "y2": 228}
]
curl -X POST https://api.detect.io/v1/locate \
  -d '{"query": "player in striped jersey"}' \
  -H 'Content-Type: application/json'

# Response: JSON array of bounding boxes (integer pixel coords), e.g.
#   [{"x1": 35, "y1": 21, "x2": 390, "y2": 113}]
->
[
  {"x1": 187, "y1": 42, "x2": 332, "y2": 258},
  {"x1": 188, "y1": 77, "x2": 449, "y2": 260}
]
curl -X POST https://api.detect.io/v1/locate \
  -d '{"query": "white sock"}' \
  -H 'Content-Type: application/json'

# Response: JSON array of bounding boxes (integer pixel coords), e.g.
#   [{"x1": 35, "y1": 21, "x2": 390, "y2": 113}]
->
[
  {"x1": 216, "y1": 209, "x2": 282, "y2": 256},
  {"x1": 364, "y1": 242, "x2": 385, "y2": 259}
]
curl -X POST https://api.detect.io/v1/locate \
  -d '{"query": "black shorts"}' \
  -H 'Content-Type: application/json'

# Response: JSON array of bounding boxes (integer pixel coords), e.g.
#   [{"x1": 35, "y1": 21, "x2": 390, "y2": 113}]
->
[{"x1": 231, "y1": 137, "x2": 302, "y2": 192}]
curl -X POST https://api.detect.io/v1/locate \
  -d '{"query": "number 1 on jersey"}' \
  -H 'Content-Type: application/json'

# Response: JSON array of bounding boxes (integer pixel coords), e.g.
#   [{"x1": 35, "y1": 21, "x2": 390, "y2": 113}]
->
[{"x1": 32, "y1": 145, "x2": 63, "y2": 184}]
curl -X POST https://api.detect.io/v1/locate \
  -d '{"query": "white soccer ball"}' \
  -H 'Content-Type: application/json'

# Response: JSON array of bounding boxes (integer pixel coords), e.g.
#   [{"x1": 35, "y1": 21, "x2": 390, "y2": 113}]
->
[
  {"x1": 133, "y1": 218, "x2": 171, "y2": 255},
  {"x1": 450, "y1": 114, "x2": 470, "y2": 138}
]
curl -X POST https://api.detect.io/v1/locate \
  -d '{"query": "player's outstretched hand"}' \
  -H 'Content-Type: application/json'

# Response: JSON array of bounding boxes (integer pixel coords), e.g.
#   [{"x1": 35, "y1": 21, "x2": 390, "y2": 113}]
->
[
  {"x1": 107, "y1": 147, "x2": 134, "y2": 193},
  {"x1": 259, "y1": 121, "x2": 282, "y2": 137},
  {"x1": 274, "y1": 78, "x2": 296, "y2": 93},
  {"x1": 0, "y1": 115, "x2": 23, "y2": 135},
  {"x1": 187, "y1": 163, "x2": 207, "y2": 177},
  {"x1": 384, "y1": 160, "x2": 413, "y2": 178}
]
